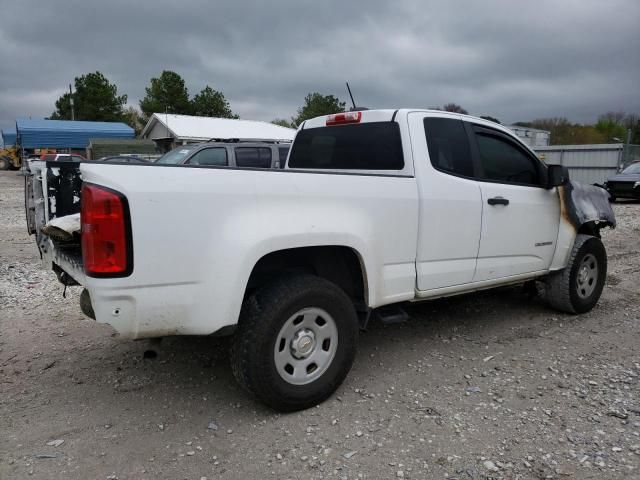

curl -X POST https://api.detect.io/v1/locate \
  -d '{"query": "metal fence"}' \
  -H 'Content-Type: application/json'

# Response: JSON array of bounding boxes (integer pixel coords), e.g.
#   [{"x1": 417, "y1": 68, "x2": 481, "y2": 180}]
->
[{"x1": 534, "y1": 144, "x2": 639, "y2": 185}]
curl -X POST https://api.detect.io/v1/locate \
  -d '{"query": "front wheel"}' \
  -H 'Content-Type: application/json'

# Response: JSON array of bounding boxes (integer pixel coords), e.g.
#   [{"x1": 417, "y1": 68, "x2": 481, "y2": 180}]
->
[
  {"x1": 545, "y1": 234, "x2": 607, "y2": 313},
  {"x1": 231, "y1": 274, "x2": 358, "y2": 412}
]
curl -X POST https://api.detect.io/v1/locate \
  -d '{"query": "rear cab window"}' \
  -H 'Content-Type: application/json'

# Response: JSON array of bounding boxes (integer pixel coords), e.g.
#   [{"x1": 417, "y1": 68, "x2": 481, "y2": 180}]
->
[{"x1": 288, "y1": 121, "x2": 404, "y2": 171}]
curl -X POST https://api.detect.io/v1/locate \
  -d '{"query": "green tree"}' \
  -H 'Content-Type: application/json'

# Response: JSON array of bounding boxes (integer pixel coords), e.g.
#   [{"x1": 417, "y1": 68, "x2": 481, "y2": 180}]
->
[
  {"x1": 291, "y1": 93, "x2": 345, "y2": 127},
  {"x1": 596, "y1": 112, "x2": 627, "y2": 142},
  {"x1": 529, "y1": 117, "x2": 573, "y2": 144},
  {"x1": 50, "y1": 92, "x2": 73, "y2": 120},
  {"x1": 623, "y1": 114, "x2": 640, "y2": 144},
  {"x1": 271, "y1": 118, "x2": 293, "y2": 128},
  {"x1": 441, "y1": 103, "x2": 468, "y2": 115},
  {"x1": 523, "y1": 117, "x2": 605, "y2": 145},
  {"x1": 139, "y1": 70, "x2": 191, "y2": 121},
  {"x1": 122, "y1": 106, "x2": 145, "y2": 136},
  {"x1": 480, "y1": 115, "x2": 501, "y2": 124},
  {"x1": 50, "y1": 71, "x2": 127, "y2": 121},
  {"x1": 190, "y1": 85, "x2": 238, "y2": 118}
]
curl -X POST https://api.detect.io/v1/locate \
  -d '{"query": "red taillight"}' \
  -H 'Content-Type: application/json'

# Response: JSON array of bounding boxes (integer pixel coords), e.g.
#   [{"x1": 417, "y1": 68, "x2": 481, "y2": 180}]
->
[
  {"x1": 326, "y1": 111, "x2": 362, "y2": 126},
  {"x1": 81, "y1": 183, "x2": 132, "y2": 277}
]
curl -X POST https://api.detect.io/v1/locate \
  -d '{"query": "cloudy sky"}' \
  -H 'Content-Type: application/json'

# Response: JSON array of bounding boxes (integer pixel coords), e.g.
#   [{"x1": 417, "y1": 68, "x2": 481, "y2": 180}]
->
[{"x1": 0, "y1": 0, "x2": 639, "y2": 133}]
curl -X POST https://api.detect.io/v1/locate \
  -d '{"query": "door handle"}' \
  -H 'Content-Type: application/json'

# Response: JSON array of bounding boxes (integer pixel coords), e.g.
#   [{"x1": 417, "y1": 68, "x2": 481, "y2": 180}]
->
[{"x1": 487, "y1": 196, "x2": 509, "y2": 206}]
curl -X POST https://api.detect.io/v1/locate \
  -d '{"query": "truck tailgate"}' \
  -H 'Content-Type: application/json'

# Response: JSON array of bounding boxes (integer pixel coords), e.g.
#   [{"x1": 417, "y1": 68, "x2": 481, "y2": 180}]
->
[{"x1": 26, "y1": 160, "x2": 85, "y2": 285}]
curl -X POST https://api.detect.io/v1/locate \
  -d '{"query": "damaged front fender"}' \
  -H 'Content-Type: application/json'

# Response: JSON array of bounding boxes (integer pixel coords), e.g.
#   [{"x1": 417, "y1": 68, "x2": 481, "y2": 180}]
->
[
  {"x1": 550, "y1": 181, "x2": 616, "y2": 271},
  {"x1": 561, "y1": 181, "x2": 616, "y2": 231}
]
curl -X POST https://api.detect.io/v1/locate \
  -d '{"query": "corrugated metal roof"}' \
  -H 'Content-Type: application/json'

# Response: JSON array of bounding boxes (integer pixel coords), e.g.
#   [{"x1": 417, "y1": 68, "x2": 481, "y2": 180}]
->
[
  {"x1": 88, "y1": 138, "x2": 156, "y2": 147},
  {"x1": 141, "y1": 113, "x2": 295, "y2": 142},
  {"x1": 1, "y1": 129, "x2": 17, "y2": 146},
  {"x1": 16, "y1": 118, "x2": 134, "y2": 148}
]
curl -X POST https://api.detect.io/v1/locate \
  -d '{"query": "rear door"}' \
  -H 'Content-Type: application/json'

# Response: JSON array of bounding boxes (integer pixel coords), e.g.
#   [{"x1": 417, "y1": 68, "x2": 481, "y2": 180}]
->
[
  {"x1": 409, "y1": 113, "x2": 483, "y2": 291},
  {"x1": 469, "y1": 124, "x2": 559, "y2": 281}
]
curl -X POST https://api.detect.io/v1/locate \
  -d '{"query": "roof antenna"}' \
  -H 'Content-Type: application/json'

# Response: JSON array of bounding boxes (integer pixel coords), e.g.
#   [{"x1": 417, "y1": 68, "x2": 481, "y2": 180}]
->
[
  {"x1": 345, "y1": 82, "x2": 368, "y2": 112},
  {"x1": 346, "y1": 82, "x2": 356, "y2": 110}
]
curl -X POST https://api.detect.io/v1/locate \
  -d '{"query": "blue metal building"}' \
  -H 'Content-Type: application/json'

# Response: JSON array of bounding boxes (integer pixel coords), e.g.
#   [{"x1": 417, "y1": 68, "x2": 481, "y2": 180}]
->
[
  {"x1": 16, "y1": 119, "x2": 134, "y2": 149},
  {"x1": 1, "y1": 128, "x2": 17, "y2": 147}
]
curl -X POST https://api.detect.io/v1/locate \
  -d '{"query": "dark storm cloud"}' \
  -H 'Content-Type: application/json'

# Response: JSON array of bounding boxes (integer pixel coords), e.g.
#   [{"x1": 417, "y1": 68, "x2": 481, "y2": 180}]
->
[{"x1": 0, "y1": 0, "x2": 638, "y2": 132}]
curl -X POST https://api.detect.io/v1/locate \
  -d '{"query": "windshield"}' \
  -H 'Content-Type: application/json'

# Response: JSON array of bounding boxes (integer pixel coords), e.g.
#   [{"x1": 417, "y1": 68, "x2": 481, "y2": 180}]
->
[
  {"x1": 155, "y1": 145, "x2": 198, "y2": 164},
  {"x1": 621, "y1": 162, "x2": 640, "y2": 174}
]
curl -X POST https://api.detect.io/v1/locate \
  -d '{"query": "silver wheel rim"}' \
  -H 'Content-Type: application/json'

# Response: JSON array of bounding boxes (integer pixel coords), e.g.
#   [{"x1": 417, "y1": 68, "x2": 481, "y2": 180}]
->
[
  {"x1": 576, "y1": 253, "x2": 598, "y2": 299},
  {"x1": 274, "y1": 307, "x2": 338, "y2": 386}
]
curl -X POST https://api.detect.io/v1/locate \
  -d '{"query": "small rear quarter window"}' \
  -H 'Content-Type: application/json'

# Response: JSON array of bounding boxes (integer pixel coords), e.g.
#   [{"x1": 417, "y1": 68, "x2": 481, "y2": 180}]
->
[{"x1": 423, "y1": 117, "x2": 474, "y2": 177}]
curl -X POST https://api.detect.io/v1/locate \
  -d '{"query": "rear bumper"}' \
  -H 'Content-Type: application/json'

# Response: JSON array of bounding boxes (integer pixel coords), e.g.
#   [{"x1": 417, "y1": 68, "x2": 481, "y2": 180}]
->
[
  {"x1": 86, "y1": 281, "x2": 204, "y2": 339},
  {"x1": 43, "y1": 240, "x2": 230, "y2": 339}
]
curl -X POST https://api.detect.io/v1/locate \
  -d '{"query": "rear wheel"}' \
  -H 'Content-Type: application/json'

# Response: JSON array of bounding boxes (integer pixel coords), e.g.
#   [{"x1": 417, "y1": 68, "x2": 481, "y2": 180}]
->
[
  {"x1": 0, "y1": 157, "x2": 10, "y2": 170},
  {"x1": 231, "y1": 274, "x2": 358, "y2": 412},
  {"x1": 545, "y1": 234, "x2": 607, "y2": 313}
]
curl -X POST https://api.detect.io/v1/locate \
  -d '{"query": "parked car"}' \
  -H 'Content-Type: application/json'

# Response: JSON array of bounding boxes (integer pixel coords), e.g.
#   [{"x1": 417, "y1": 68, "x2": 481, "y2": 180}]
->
[
  {"x1": 41, "y1": 153, "x2": 85, "y2": 162},
  {"x1": 155, "y1": 141, "x2": 290, "y2": 169},
  {"x1": 25, "y1": 109, "x2": 615, "y2": 411},
  {"x1": 604, "y1": 161, "x2": 640, "y2": 200}
]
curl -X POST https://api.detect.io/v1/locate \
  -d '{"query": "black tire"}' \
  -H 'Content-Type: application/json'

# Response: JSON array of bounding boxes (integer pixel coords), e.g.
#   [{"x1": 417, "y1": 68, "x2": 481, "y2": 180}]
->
[
  {"x1": 231, "y1": 274, "x2": 358, "y2": 412},
  {"x1": 545, "y1": 234, "x2": 607, "y2": 314},
  {"x1": 0, "y1": 156, "x2": 10, "y2": 171}
]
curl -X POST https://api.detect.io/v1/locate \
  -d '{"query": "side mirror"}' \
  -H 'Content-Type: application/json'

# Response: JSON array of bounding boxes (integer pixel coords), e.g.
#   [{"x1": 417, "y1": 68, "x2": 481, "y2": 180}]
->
[{"x1": 546, "y1": 164, "x2": 569, "y2": 189}]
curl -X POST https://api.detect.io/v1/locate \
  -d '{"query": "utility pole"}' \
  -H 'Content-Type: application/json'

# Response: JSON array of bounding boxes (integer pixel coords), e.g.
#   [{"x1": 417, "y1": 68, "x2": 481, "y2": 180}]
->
[
  {"x1": 69, "y1": 84, "x2": 75, "y2": 121},
  {"x1": 625, "y1": 128, "x2": 632, "y2": 167}
]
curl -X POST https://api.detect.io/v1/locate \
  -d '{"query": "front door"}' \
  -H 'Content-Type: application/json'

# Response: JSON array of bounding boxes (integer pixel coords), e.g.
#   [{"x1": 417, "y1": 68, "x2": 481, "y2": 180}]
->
[{"x1": 469, "y1": 125, "x2": 560, "y2": 281}]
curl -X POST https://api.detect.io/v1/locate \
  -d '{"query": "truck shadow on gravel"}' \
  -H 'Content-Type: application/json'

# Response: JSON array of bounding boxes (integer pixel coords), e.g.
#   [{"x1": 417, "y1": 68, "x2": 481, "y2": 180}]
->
[{"x1": 72, "y1": 285, "x2": 565, "y2": 414}]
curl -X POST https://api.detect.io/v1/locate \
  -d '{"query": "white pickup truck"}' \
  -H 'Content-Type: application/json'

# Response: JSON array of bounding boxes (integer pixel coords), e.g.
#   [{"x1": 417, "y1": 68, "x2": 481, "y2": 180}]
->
[{"x1": 25, "y1": 109, "x2": 615, "y2": 411}]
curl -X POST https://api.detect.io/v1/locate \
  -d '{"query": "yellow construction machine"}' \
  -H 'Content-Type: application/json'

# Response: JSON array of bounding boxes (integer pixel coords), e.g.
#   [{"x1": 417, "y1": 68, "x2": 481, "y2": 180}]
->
[{"x1": 0, "y1": 146, "x2": 20, "y2": 170}]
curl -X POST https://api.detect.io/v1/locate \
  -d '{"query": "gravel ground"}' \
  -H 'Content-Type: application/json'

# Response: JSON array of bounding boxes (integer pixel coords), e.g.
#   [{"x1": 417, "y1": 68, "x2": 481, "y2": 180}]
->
[{"x1": 1, "y1": 170, "x2": 639, "y2": 480}]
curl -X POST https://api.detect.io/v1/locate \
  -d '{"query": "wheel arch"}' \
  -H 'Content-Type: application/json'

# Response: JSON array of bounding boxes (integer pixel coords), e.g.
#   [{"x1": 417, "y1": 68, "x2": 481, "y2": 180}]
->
[
  {"x1": 576, "y1": 219, "x2": 613, "y2": 239},
  {"x1": 243, "y1": 245, "x2": 369, "y2": 307}
]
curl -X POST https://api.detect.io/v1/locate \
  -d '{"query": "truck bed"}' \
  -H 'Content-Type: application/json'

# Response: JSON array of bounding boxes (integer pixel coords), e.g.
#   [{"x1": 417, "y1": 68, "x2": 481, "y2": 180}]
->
[{"x1": 27, "y1": 160, "x2": 419, "y2": 338}]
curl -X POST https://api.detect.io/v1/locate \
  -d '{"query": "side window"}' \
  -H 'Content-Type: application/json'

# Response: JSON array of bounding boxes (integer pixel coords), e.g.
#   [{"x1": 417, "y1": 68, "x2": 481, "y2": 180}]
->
[
  {"x1": 475, "y1": 132, "x2": 541, "y2": 185},
  {"x1": 235, "y1": 147, "x2": 272, "y2": 168},
  {"x1": 423, "y1": 118, "x2": 474, "y2": 177},
  {"x1": 187, "y1": 148, "x2": 227, "y2": 166}
]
